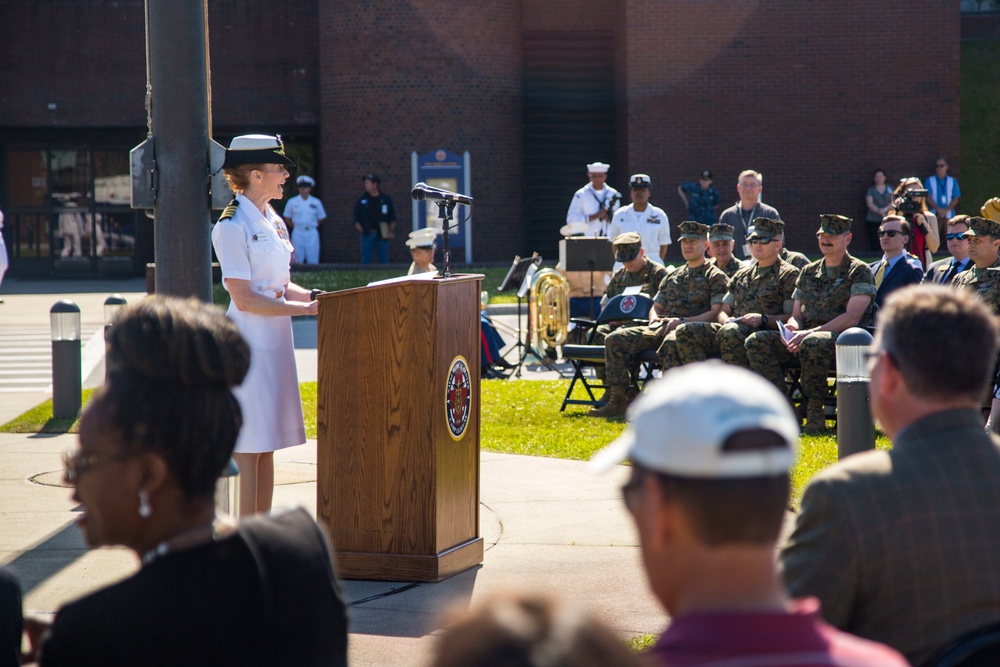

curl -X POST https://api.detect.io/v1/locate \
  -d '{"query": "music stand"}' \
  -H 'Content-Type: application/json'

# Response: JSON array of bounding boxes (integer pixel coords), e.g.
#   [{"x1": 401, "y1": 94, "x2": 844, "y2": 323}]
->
[
  {"x1": 559, "y1": 238, "x2": 616, "y2": 318},
  {"x1": 498, "y1": 255, "x2": 557, "y2": 378}
]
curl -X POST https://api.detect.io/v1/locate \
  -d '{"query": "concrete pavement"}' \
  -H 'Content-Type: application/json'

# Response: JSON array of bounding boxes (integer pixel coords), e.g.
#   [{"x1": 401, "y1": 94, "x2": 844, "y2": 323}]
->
[{"x1": 0, "y1": 277, "x2": 663, "y2": 666}]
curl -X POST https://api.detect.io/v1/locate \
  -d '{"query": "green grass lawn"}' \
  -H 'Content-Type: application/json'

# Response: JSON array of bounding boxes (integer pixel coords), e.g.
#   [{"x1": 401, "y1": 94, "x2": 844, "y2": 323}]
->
[{"x1": 1, "y1": 379, "x2": 885, "y2": 506}]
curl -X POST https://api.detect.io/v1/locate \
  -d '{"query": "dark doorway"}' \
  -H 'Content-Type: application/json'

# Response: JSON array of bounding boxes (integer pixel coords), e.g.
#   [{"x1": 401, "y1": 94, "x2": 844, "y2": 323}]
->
[{"x1": 522, "y1": 30, "x2": 618, "y2": 261}]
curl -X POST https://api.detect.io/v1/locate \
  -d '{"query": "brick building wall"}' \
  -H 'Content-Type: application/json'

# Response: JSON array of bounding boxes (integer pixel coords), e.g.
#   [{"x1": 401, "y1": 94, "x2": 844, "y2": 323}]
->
[
  {"x1": 317, "y1": 0, "x2": 523, "y2": 264},
  {"x1": 0, "y1": 0, "x2": 962, "y2": 269},
  {"x1": 0, "y1": 0, "x2": 318, "y2": 131},
  {"x1": 621, "y1": 0, "x2": 960, "y2": 257}
]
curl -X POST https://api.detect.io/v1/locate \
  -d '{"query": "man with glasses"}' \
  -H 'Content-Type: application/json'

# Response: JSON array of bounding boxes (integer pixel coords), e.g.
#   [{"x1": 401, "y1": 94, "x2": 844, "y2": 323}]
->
[
  {"x1": 925, "y1": 158, "x2": 961, "y2": 236},
  {"x1": 675, "y1": 218, "x2": 799, "y2": 369},
  {"x1": 781, "y1": 285, "x2": 1000, "y2": 666},
  {"x1": 869, "y1": 215, "x2": 923, "y2": 310},
  {"x1": 591, "y1": 361, "x2": 906, "y2": 667},
  {"x1": 746, "y1": 214, "x2": 876, "y2": 433},
  {"x1": 924, "y1": 214, "x2": 971, "y2": 285},
  {"x1": 566, "y1": 162, "x2": 622, "y2": 237},
  {"x1": 717, "y1": 170, "x2": 780, "y2": 261},
  {"x1": 953, "y1": 213, "x2": 1000, "y2": 434}
]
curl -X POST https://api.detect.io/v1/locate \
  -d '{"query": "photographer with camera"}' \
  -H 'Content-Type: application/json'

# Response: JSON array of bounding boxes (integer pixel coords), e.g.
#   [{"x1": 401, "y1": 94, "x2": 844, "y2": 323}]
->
[{"x1": 890, "y1": 177, "x2": 940, "y2": 269}]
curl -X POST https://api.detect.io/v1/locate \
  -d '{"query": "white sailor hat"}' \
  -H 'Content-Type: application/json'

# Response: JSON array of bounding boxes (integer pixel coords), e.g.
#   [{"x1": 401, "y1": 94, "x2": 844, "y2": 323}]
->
[
  {"x1": 587, "y1": 162, "x2": 610, "y2": 174},
  {"x1": 223, "y1": 134, "x2": 295, "y2": 168},
  {"x1": 559, "y1": 222, "x2": 589, "y2": 237},
  {"x1": 406, "y1": 227, "x2": 439, "y2": 249},
  {"x1": 296, "y1": 175, "x2": 315, "y2": 187}
]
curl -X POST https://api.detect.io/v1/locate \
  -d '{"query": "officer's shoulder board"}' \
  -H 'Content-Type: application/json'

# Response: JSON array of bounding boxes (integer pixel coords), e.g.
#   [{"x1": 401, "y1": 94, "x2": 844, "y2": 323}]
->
[{"x1": 218, "y1": 198, "x2": 239, "y2": 222}]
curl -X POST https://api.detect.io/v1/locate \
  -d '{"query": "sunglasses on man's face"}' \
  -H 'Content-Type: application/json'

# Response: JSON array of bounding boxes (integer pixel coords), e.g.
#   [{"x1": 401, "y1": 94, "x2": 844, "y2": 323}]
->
[
  {"x1": 877, "y1": 230, "x2": 902, "y2": 238},
  {"x1": 946, "y1": 233, "x2": 968, "y2": 241},
  {"x1": 747, "y1": 237, "x2": 773, "y2": 245}
]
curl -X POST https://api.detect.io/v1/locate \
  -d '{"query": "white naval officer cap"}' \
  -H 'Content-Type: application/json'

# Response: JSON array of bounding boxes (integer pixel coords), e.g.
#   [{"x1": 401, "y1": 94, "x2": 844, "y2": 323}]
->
[
  {"x1": 296, "y1": 175, "x2": 316, "y2": 187},
  {"x1": 406, "y1": 227, "x2": 440, "y2": 249},
  {"x1": 587, "y1": 162, "x2": 610, "y2": 174},
  {"x1": 223, "y1": 134, "x2": 295, "y2": 168},
  {"x1": 559, "y1": 222, "x2": 589, "y2": 238}
]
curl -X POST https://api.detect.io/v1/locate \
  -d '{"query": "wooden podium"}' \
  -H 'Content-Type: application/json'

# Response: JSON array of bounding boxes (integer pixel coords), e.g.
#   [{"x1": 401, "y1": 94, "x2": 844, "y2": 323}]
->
[{"x1": 315, "y1": 274, "x2": 484, "y2": 582}]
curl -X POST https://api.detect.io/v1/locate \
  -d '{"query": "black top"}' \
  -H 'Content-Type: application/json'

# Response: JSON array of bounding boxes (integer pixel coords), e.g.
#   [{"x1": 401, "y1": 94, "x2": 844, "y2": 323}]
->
[
  {"x1": 352, "y1": 191, "x2": 396, "y2": 232},
  {"x1": 0, "y1": 567, "x2": 21, "y2": 667},
  {"x1": 40, "y1": 508, "x2": 348, "y2": 667}
]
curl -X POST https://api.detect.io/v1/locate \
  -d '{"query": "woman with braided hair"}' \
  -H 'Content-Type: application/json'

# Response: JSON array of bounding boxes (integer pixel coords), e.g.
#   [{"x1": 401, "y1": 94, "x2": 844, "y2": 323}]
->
[{"x1": 23, "y1": 296, "x2": 347, "y2": 667}]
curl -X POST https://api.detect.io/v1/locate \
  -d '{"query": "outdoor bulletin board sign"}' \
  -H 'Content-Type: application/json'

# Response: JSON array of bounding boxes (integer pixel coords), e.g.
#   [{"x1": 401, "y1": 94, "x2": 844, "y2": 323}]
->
[{"x1": 411, "y1": 148, "x2": 472, "y2": 263}]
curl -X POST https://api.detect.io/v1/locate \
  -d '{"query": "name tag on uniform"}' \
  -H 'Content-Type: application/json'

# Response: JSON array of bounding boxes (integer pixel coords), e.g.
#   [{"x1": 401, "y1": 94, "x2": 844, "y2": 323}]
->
[{"x1": 381, "y1": 204, "x2": 388, "y2": 215}]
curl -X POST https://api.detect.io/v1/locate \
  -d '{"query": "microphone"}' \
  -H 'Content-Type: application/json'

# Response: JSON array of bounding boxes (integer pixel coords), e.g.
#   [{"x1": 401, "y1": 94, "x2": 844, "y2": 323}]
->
[{"x1": 410, "y1": 182, "x2": 473, "y2": 206}]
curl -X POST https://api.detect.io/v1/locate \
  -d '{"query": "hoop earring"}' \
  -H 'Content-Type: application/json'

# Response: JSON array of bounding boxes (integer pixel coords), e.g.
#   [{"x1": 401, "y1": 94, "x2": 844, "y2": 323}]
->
[{"x1": 138, "y1": 489, "x2": 152, "y2": 519}]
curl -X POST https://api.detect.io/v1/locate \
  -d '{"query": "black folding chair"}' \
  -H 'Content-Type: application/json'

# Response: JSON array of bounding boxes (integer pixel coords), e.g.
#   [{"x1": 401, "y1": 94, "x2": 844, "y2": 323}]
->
[{"x1": 560, "y1": 293, "x2": 654, "y2": 411}]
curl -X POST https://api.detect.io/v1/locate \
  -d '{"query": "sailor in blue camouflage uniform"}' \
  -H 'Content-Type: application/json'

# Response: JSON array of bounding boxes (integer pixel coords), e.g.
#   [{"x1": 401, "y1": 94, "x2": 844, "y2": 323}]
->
[
  {"x1": 588, "y1": 222, "x2": 728, "y2": 418},
  {"x1": 677, "y1": 218, "x2": 799, "y2": 368},
  {"x1": 746, "y1": 214, "x2": 876, "y2": 433}
]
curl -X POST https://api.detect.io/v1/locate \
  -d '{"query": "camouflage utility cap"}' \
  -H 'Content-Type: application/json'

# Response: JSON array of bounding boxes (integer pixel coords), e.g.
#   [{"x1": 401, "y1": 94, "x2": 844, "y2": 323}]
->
[
  {"x1": 678, "y1": 221, "x2": 710, "y2": 241},
  {"x1": 709, "y1": 223, "x2": 735, "y2": 242},
  {"x1": 981, "y1": 198, "x2": 1000, "y2": 224},
  {"x1": 748, "y1": 217, "x2": 784, "y2": 241},
  {"x1": 816, "y1": 214, "x2": 852, "y2": 236},
  {"x1": 613, "y1": 231, "x2": 643, "y2": 262},
  {"x1": 962, "y1": 216, "x2": 1000, "y2": 239}
]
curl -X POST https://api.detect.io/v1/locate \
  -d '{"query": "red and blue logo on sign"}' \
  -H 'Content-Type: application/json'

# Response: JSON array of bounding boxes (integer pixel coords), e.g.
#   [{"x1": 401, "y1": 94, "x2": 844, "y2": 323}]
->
[
  {"x1": 621, "y1": 296, "x2": 637, "y2": 313},
  {"x1": 446, "y1": 356, "x2": 472, "y2": 440}
]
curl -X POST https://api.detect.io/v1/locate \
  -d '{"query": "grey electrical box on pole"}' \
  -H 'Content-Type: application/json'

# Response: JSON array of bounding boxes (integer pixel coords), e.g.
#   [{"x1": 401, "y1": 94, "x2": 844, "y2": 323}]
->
[{"x1": 129, "y1": 0, "x2": 214, "y2": 302}]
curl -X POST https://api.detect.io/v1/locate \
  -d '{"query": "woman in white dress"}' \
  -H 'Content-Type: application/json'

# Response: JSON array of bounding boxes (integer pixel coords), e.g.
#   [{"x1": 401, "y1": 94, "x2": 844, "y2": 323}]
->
[{"x1": 211, "y1": 135, "x2": 318, "y2": 517}]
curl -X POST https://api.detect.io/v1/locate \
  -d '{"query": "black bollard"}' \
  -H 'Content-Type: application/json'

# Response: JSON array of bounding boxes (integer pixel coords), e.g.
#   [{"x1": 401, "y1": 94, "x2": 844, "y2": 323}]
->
[
  {"x1": 103, "y1": 294, "x2": 128, "y2": 382},
  {"x1": 50, "y1": 300, "x2": 82, "y2": 419},
  {"x1": 836, "y1": 327, "x2": 876, "y2": 459}
]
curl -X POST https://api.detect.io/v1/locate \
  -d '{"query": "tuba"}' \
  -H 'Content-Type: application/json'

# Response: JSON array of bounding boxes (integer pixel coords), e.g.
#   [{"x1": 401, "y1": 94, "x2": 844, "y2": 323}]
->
[{"x1": 529, "y1": 268, "x2": 571, "y2": 349}]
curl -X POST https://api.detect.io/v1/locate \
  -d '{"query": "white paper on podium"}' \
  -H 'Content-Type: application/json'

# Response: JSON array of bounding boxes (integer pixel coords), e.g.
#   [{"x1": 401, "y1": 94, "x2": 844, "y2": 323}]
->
[{"x1": 366, "y1": 272, "x2": 438, "y2": 287}]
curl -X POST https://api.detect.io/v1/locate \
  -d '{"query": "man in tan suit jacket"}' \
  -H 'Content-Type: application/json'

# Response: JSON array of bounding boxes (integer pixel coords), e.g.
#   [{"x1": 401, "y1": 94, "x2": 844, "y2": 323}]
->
[{"x1": 780, "y1": 284, "x2": 1000, "y2": 666}]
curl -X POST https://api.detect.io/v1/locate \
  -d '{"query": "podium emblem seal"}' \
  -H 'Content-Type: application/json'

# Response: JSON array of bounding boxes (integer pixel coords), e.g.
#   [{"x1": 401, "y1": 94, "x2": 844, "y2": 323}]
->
[
  {"x1": 620, "y1": 295, "x2": 637, "y2": 313},
  {"x1": 446, "y1": 356, "x2": 472, "y2": 440}
]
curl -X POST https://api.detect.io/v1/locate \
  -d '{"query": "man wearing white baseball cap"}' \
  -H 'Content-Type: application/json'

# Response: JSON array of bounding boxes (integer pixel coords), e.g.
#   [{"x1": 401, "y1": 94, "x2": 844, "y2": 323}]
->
[
  {"x1": 591, "y1": 361, "x2": 905, "y2": 667},
  {"x1": 282, "y1": 174, "x2": 327, "y2": 264}
]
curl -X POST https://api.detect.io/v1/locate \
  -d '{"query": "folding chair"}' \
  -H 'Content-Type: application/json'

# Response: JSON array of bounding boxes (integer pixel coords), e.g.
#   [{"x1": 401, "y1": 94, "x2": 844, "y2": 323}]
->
[{"x1": 560, "y1": 293, "x2": 654, "y2": 411}]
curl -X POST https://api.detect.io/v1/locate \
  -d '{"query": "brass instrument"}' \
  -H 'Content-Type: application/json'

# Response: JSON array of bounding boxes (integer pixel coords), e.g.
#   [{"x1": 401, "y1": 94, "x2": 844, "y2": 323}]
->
[{"x1": 529, "y1": 268, "x2": 571, "y2": 349}]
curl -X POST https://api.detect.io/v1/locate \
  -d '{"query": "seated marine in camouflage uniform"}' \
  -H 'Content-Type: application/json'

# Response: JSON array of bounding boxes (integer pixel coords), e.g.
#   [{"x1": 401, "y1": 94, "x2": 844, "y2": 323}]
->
[
  {"x1": 675, "y1": 218, "x2": 800, "y2": 368},
  {"x1": 744, "y1": 221, "x2": 809, "y2": 269},
  {"x1": 588, "y1": 221, "x2": 728, "y2": 418},
  {"x1": 590, "y1": 231, "x2": 669, "y2": 345},
  {"x1": 780, "y1": 245, "x2": 811, "y2": 270},
  {"x1": 952, "y1": 212, "x2": 1000, "y2": 432},
  {"x1": 708, "y1": 223, "x2": 746, "y2": 278},
  {"x1": 952, "y1": 215, "x2": 1000, "y2": 312},
  {"x1": 745, "y1": 214, "x2": 876, "y2": 434}
]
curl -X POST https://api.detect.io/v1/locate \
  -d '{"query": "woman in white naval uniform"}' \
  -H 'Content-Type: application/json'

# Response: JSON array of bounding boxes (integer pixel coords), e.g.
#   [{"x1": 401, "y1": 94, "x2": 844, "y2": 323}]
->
[{"x1": 211, "y1": 135, "x2": 318, "y2": 517}]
